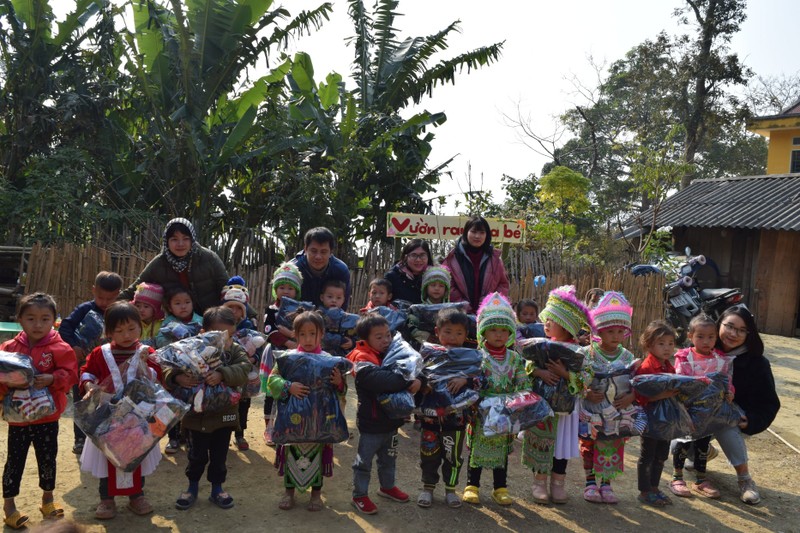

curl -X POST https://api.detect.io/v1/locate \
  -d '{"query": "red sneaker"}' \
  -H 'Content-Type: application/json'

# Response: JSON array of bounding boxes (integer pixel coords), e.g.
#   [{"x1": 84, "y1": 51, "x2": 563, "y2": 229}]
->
[
  {"x1": 378, "y1": 486, "x2": 410, "y2": 503},
  {"x1": 351, "y1": 496, "x2": 378, "y2": 515}
]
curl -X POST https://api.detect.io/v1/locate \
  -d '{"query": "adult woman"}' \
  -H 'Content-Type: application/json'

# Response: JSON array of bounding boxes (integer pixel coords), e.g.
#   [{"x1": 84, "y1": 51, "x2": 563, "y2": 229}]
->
[
  {"x1": 441, "y1": 216, "x2": 509, "y2": 312},
  {"x1": 383, "y1": 239, "x2": 434, "y2": 304},
  {"x1": 714, "y1": 305, "x2": 780, "y2": 504},
  {"x1": 120, "y1": 218, "x2": 229, "y2": 314}
]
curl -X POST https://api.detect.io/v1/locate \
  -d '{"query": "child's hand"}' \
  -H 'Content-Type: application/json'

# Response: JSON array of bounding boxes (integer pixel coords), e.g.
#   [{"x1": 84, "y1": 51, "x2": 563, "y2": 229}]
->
[
  {"x1": 285, "y1": 340, "x2": 297, "y2": 349},
  {"x1": 407, "y1": 379, "x2": 422, "y2": 395},
  {"x1": 544, "y1": 359, "x2": 569, "y2": 379},
  {"x1": 278, "y1": 325, "x2": 295, "y2": 339},
  {"x1": 175, "y1": 374, "x2": 200, "y2": 388},
  {"x1": 33, "y1": 374, "x2": 54, "y2": 389},
  {"x1": 446, "y1": 377, "x2": 467, "y2": 394},
  {"x1": 613, "y1": 391, "x2": 635, "y2": 410},
  {"x1": 340, "y1": 338, "x2": 354, "y2": 350},
  {"x1": 82, "y1": 382, "x2": 99, "y2": 399},
  {"x1": 585, "y1": 390, "x2": 605, "y2": 404},
  {"x1": 738, "y1": 414, "x2": 749, "y2": 429},
  {"x1": 725, "y1": 391, "x2": 734, "y2": 404},
  {"x1": 533, "y1": 368, "x2": 559, "y2": 386},
  {"x1": 289, "y1": 382, "x2": 310, "y2": 399},
  {"x1": 331, "y1": 368, "x2": 343, "y2": 387},
  {"x1": 205, "y1": 371, "x2": 223, "y2": 386}
]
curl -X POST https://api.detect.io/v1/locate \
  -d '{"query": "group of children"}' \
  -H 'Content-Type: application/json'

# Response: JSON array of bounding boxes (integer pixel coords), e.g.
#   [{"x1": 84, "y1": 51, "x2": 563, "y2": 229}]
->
[{"x1": 0, "y1": 261, "x2": 745, "y2": 527}]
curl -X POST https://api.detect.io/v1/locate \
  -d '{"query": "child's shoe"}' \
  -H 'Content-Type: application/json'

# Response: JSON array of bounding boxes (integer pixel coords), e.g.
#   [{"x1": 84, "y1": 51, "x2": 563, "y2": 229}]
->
[
  {"x1": 669, "y1": 479, "x2": 692, "y2": 498},
  {"x1": 583, "y1": 484, "x2": 602, "y2": 503},
  {"x1": 351, "y1": 496, "x2": 378, "y2": 515},
  {"x1": 235, "y1": 436, "x2": 249, "y2": 451},
  {"x1": 378, "y1": 486, "x2": 409, "y2": 503},
  {"x1": 550, "y1": 473, "x2": 568, "y2": 504},
  {"x1": 128, "y1": 496, "x2": 153, "y2": 515},
  {"x1": 491, "y1": 488, "x2": 513, "y2": 506},
  {"x1": 417, "y1": 490, "x2": 433, "y2": 508},
  {"x1": 94, "y1": 500, "x2": 117, "y2": 520},
  {"x1": 165, "y1": 439, "x2": 180, "y2": 455},
  {"x1": 599, "y1": 485, "x2": 619, "y2": 504},
  {"x1": 692, "y1": 480, "x2": 720, "y2": 499},
  {"x1": 445, "y1": 492, "x2": 462, "y2": 508},
  {"x1": 532, "y1": 478, "x2": 549, "y2": 504},
  {"x1": 463, "y1": 485, "x2": 480, "y2": 505}
]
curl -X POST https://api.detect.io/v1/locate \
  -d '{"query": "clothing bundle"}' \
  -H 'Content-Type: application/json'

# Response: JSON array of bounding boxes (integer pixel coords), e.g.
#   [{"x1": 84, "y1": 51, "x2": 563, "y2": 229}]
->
[
  {"x1": 632, "y1": 374, "x2": 713, "y2": 440},
  {"x1": 157, "y1": 321, "x2": 201, "y2": 344},
  {"x1": 407, "y1": 302, "x2": 470, "y2": 336},
  {"x1": 75, "y1": 309, "x2": 105, "y2": 351},
  {"x1": 272, "y1": 351, "x2": 352, "y2": 444},
  {"x1": 416, "y1": 343, "x2": 481, "y2": 416},
  {"x1": 479, "y1": 391, "x2": 553, "y2": 437},
  {"x1": 366, "y1": 306, "x2": 408, "y2": 333},
  {"x1": 685, "y1": 372, "x2": 744, "y2": 439},
  {"x1": 368, "y1": 335, "x2": 424, "y2": 419},
  {"x1": 320, "y1": 307, "x2": 359, "y2": 356},
  {"x1": 275, "y1": 297, "x2": 315, "y2": 329},
  {"x1": 581, "y1": 359, "x2": 647, "y2": 439},
  {"x1": 516, "y1": 323, "x2": 546, "y2": 339},
  {"x1": 232, "y1": 329, "x2": 265, "y2": 398},
  {"x1": 0, "y1": 351, "x2": 36, "y2": 388},
  {"x1": 2, "y1": 387, "x2": 56, "y2": 423},
  {"x1": 518, "y1": 338, "x2": 585, "y2": 414}
]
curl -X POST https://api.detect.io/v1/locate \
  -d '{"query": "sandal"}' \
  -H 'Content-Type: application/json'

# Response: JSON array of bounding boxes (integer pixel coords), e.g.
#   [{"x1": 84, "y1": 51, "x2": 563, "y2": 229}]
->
[
  {"x1": 692, "y1": 480, "x2": 721, "y2": 499},
  {"x1": 583, "y1": 484, "x2": 603, "y2": 503},
  {"x1": 278, "y1": 493, "x2": 295, "y2": 511},
  {"x1": 638, "y1": 492, "x2": 668, "y2": 507},
  {"x1": 175, "y1": 492, "x2": 197, "y2": 511},
  {"x1": 462, "y1": 485, "x2": 480, "y2": 505},
  {"x1": 307, "y1": 495, "x2": 324, "y2": 512},
  {"x1": 208, "y1": 492, "x2": 235, "y2": 509},
  {"x1": 655, "y1": 490, "x2": 673, "y2": 505},
  {"x1": 39, "y1": 501, "x2": 65, "y2": 519},
  {"x1": 4, "y1": 511, "x2": 29, "y2": 529},
  {"x1": 417, "y1": 490, "x2": 433, "y2": 508},
  {"x1": 128, "y1": 496, "x2": 153, "y2": 515},
  {"x1": 445, "y1": 492, "x2": 462, "y2": 508},
  {"x1": 669, "y1": 479, "x2": 692, "y2": 498},
  {"x1": 95, "y1": 499, "x2": 117, "y2": 520},
  {"x1": 491, "y1": 488, "x2": 513, "y2": 506}
]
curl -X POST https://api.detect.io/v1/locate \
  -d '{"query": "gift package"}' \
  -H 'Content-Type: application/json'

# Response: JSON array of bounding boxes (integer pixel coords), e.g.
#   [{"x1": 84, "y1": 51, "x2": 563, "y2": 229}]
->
[
  {"x1": 580, "y1": 359, "x2": 647, "y2": 439},
  {"x1": 518, "y1": 338, "x2": 586, "y2": 414},
  {"x1": 479, "y1": 391, "x2": 554, "y2": 437}
]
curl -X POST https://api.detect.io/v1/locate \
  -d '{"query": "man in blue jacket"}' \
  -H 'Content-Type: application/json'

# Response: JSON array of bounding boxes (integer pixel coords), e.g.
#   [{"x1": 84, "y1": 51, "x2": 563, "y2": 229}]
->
[{"x1": 291, "y1": 227, "x2": 351, "y2": 309}]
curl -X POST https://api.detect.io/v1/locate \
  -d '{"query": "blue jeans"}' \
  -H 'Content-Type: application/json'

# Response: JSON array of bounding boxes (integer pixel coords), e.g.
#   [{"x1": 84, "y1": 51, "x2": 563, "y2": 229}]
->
[
  {"x1": 352, "y1": 431, "x2": 397, "y2": 498},
  {"x1": 714, "y1": 425, "x2": 748, "y2": 467}
]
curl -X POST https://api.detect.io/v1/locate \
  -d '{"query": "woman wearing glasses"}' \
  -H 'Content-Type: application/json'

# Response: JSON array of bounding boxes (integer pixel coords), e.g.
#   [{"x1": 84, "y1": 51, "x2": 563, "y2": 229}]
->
[
  {"x1": 714, "y1": 305, "x2": 781, "y2": 504},
  {"x1": 384, "y1": 239, "x2": 435, "y2": 304}
]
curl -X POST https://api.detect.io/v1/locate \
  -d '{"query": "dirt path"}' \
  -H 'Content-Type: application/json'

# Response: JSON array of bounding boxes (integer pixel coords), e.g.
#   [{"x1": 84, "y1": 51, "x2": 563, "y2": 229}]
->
[{"x1": 2, "y1": 335, "x2": 798, "y2": 532}]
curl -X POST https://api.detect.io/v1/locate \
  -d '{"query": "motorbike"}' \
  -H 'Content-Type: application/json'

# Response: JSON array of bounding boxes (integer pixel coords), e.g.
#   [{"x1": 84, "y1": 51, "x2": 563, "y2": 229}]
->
[{"x1": 664, "y1": 248, "x2": 743, "y2": 344}]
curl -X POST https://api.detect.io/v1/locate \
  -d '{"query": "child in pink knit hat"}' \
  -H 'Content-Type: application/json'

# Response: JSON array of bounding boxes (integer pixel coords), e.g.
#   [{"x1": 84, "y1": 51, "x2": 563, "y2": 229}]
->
[{"x1": 133, "y1": 282, "x2": 165, "y2": 345}]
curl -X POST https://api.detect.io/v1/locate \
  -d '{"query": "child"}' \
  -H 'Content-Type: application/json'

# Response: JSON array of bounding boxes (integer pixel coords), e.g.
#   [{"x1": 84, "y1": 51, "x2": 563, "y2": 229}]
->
[
  {"x1": 320, "y1": 280, "x2": 355, "y2": 353},
  {"x1": 417, "y1": 308, "x2": 473, "y2": 509},
  {"x1": 360, "y1": 278, "x2": 395, "y2": 313},
  {"x1": 463, "y1": 292, "x2": 528, "y2": 507},
  {"x1": 522, "y1": 285, "x2": 593, "y2": 505},
  {"x1": 635, "y1": 320, "x2": 679, "y2": 507},
  {"x1": 156, "y1": 286, "x2": 203, "y2": 349},
  {"x1": 79, "y1": 302, "x2": 161, "y2": 520},
  {"x1": 221, "y1": 286, "x2": 256, "y2": 450},
  {"x1": 349, "y1": 314, "x2": 418, "y2": 515},
  {"x1": 516, "y1": 298, "x2": 545, "y2": 340},
  {"x1": 169, "y1": 307, "x2": 251, "y2": 511},
  {"x1": 59, "y1": 271, "x2": 123, "y2": 455},
  {"x1": 407, "y1": 266, "x2": 452, "y2": 346},
  {"x1": 268, "y1": 312, "x2": 345, "y2": 512},
  {"x1": 579, "y1": 291, "x2": 636, "y2": 504},
  {"x1": 670, "y1": 314, "x2": 732, "y2": 500},
  {"x1": 1, "y1": 293, "x2": 78, "y2": 529},
  {"x1": 132, "y1": 282, "x2": 164, "y2": 344}
]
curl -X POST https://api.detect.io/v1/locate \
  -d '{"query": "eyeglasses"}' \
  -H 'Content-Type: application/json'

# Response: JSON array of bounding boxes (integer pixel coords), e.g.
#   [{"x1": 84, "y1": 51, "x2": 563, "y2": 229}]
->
[
  {"x1": 407, "y1": 252, "x2": 428, "y2": 261},
  {"x1": 722, "y1": 322, "x2": 748, "y2": 337}
]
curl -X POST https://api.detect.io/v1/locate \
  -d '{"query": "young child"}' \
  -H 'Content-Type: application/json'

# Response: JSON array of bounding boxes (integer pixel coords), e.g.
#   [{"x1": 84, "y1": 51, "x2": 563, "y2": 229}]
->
[
  {"x1": 169, "y1": 307, "x2": 251, "y2": 511},
  {"x1": 320, "y1": 280, "x2": 355, "y2": 353},
  {"x1": 157, "y1": 286, "x2": 203, "y2": 349},
  {"x1": 221, "y1": 286, "x2": 256, "y2": 450},
  {"x1": 635, "y1": 320, "x2": 679, "y2": 507},
  {"x1": 349, "y1": 314, "x2": 417, "y2": 515},
  {"x1": 268, "y1": 312, "x2": 345, "y2": 512},
  {"x1": 522, "y1": 285, "x2": 593, "y2": 505},
  {"x1": 417, "y1": 308, "x2": 473, "y2": 509},
  {"x1": 59, "y1": 271, "x2": 123, "y2": 455},
  {"x1": 670, "y1": 314, "x2": 732, "y2": 500},
  {"x1": 79, "y1": 302, "x2": 161, "y2": 520},
  {"x1": 579, "y1": 291, "x2": 636, "y2": 504},
  {"x1": 515, "y1": 298, "x2": 545, "y2": 340},
  {"x1": 360, "y1": 278, "x2": 395, "y2": 313},
  {"x1": 463, "y1": 293, "x2": 528, "y2": 507},
  {"x1": 421, "y1": 266, "x2": 450, "y2": 304},
  {"x1": 1, "y1": 293, "x2": 78, "y2": 529},
  {"x1": 132, "y1": 282, "x2": 164, "y2": 345}
]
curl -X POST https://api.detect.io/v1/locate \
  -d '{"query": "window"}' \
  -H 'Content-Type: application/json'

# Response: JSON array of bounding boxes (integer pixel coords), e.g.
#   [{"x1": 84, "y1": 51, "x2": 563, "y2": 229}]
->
[
  {"x1": 792, "y1": 150, "x2": 800, "y2": 173},
  {"x1": 793, "y1": 137, "x2": 800, "y2": 146}
]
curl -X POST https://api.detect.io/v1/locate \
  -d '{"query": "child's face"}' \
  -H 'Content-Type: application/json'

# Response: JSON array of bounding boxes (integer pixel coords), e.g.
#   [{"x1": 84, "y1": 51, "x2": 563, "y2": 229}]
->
[
  {"x1": 483, "y1": 327, "x2": 510, "y2": 349},
  {"x1": 168, "y1": 293, "x2": 194, "y2": 321},
  {"x1": 208, "y1": 322, "x2": 236, "y2": 349},
  {"x1": 598, "y1": 326, "x2": 627, "y2": 351},
  {"x1": 19, "y1": 305, "x2": 55, "y2": 345},
  {"x1": 518, "y1": 305, "x2": 538, "y2": 324},
  {"x1": 296, "y1": 322, "x2": 322, "y2": 352},
  {"x1": 369, "y1": 285, "x2": 391, "y2": 307},
  {"x1": 366, "y1": 324, "x2": 392, "y2": 354},
  {"x1": 426, "y1": 282, "x2": 446, "y2": 302},
  {"x1": 134, "y1": 301, "x2": 155, "y2": 323},
  {"x1": 321, "y1": 287, "x2": 345, "y2": 309},
  {"x1": 92, "y1": 286, "x2": 120, "y2": 312},
  {"x1": 275, "y1": 283, "x2": 297, "y2": 302},
  {"x1": 649, "y1": 334, "x2": 676, "y2": 362},
  {"x1": 688, "y1": 324, "x2": 717, "y2": 356},
  {"x1": 109, "y1": 319, "x2": 141, "y2": 348},
  {"x1": 436, "y1": 323, "x2": 468, "y2": 348},
  {"x1": 222, "y1": 302, "x2": 245, "y2": 323},
  {"x1": 544, "y1": 318, "x2": 571, "y2": 342}
]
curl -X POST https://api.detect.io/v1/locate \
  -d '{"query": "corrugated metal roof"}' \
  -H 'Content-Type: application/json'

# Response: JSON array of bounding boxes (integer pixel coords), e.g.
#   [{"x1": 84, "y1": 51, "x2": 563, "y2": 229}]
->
[{"x1": 624, "y1": 174, "x2": 800, "y2": 234}]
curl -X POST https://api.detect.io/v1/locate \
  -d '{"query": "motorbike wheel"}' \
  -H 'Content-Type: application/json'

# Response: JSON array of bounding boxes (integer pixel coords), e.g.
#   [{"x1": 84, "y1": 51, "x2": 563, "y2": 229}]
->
[{"x1": 666, "y1": 309, "x2": 690, "y2": 346}]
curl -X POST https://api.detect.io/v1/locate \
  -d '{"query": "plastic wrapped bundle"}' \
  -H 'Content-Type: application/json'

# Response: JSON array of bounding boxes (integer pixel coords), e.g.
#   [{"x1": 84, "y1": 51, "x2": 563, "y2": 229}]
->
[
  {"x1": 419, "y1": 343, "x2": 483, "y2": 381},
  {"x1": 154, "y1": 331, "x2": 227, "y2": 378},
  {"x1": 417, "y1": 382, "x2": 480, "y2": 417},
  {"x1": 367, "y1": 306, "x2": 408, "y2": 333},
  {"x1": 370, "y1": 334, "x2": 424, "y2": 419},
  {"x1": 480, "y1": 391, "x2": 554, "y2": 437},
  {"x1": 75, "y1": 310, "x2": 105, "y2": 351},
  {"x1": 378, "y1": 391, "x2": 416, "y2": 419},
  {"x1": 272, "y1": 351, "x2": 352, "y2": 444},
  {"x1": 686, "y1": 372, "x2": 744, "y2": 439},
  {"x1": 518, "y1": 338, "x2": 585, "y2": 414},
  {"x1": 0, "y1": 352, "x2": 35, "y2": 388},
  {"x1": 407, "y1": 302, "x2": 469, "y2": 335},
  {"x1": 2, "y1": 387, "x2": 56, "y2": 423},
  {"x1": 632, "y1": 374, "x2": 711, "y2": 401},
  {"x1": 581, "y1": 360, "x2": 647, "y2": 439},
  {"x1": 320, "y1": 308, "x2": 359, "y2": 355},
  {"x1": 641, "y1": 398, "x2": 694, "y2": 440},
  {"x1": 233, "y1": 329, "x2": 267, "y2": 357},
  {"x1": 275, "y1": 297, "x2": 315, "y2": 329},
  {"x1": 517, "y1": 323, "x2": 546, "y2": 340},
  {"x1": 157, "y1": 321, "x2": 201, "y2": 345}
]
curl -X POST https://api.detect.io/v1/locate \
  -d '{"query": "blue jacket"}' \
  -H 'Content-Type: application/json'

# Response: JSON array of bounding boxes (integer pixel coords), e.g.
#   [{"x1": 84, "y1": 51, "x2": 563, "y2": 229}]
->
[
  {"x1": 59, "y1": 300, "x2": 103, "y2": 349},
  {"x1": 291, "y1": 251, "x2": 351, "y2": 309}
]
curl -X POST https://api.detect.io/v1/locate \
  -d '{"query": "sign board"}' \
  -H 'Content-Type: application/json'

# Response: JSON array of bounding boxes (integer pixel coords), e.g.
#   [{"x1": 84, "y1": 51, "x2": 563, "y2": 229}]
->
[{"x1": 386, "y1": 213, "x2": 526, "y2": 244}]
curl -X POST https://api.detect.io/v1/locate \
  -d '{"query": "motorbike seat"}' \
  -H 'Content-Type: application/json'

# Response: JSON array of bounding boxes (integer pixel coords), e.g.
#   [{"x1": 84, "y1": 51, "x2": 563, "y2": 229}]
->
[{"x1": 699, "y1": 288, "x2": 737, "y2": 300}]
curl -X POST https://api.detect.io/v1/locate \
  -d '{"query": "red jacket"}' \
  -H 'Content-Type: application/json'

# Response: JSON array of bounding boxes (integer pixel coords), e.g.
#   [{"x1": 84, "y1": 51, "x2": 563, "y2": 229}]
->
[
  {"x1": 442, "y1": 244, "x2": 509, "y2": 312},
  {"x1": 79, "y1": 343, "x2": 161, "y2": 394},
  {"x1": 347, "y1": 340, "x2": 382, "y2": 366},
  {"x1": 0, "y1": 330, "x2": 78, "y2": 426}
]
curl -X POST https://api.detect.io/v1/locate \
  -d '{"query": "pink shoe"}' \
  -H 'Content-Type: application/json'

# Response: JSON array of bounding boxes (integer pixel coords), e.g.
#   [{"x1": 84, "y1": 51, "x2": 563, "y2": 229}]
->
[
  {"x1": 669, "y1": 479, "x2": 693, "y2": 498},
  {"x1": 599, "y1": 485, "x2": 619, "y2": 504},
  {"x1": 692, "y1": 480, "x2": 721, "y2": 499},
  {"x1": 583, "y1": 484, "x2": 603, "y2": 503}
]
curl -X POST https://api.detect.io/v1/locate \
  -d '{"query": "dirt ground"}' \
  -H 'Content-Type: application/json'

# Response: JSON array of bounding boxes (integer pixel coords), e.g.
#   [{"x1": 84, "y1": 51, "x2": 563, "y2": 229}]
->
[{"x1": 2, "y1": 334, "x2": 799, "y2": 533}]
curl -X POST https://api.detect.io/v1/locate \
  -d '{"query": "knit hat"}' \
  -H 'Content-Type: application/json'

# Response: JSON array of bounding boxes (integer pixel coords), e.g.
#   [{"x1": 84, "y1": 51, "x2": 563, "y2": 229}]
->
[
  {"x1": 477, "y1": 292, "x2": 517, "y2": 346},
  {"x1": 421, "y1": 265, "x2": 451, "y2": 302},
  {"x1": 221, "y1": 287, "x2": 248, "y2": 317},
  {"x1": 591, "y1": 291, "x2": 633, "y2": 336},
  {"x1": 132, "y1": 282, "x2": 165, "y2": 320},
  {"x1": 271, "y1": 262, "x2": 303, "y2": 300},
  {"x1": 539, "y1": 285, "x2": 594, "y2": 339}
]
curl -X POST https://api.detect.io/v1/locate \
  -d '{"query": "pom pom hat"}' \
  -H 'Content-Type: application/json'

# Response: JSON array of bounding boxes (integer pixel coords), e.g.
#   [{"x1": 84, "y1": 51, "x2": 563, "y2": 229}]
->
[
  {"x1": 539, "y1": 285, "x2": 594, "y2": 339},
  {"x1": 421, "y1": 265, "x2": 451, "y2": 302},
  {"x1": 477, "y1": 292, "x2": 517, "y2": 347},
  {"x1": 271, "y1": 262, "x2": 303, "y2": 300},
  {"x1": 591, "y1": 291, "x2": 633, "y2": 336},
  {"x1": 133, "y1": 282, "x2": 165, "y2": 320},
  {"x1": 221, "y1": 288, "x2": 248, "y2": 318}
]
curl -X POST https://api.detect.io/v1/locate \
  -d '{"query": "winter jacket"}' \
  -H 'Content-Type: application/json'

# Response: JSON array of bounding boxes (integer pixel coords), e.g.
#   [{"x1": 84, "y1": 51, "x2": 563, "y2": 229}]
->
[
  {"x1": 441, "y1": 242, "x2": 509, "y2": 312},
  {"x1": 383, "y1": 263, "x2": 424, "y2": 304},
  {"x1": 59, "y1": 300, "x2": 105, "y2": 353},
  {"x1": 0, "y1": 331, "x2": 78, "y2": 426},
  {"x1": 291, "y1": 251, "x2": 352, "y2": 309},
  {"x1": 729, "y1": 347, "x2": 780, "y2": 436},
  {"x1": 119, "y1": 246, "x2": 229, "y2": 314},
  {"x1": 155, "y1": 313, "x2": 203, "y2": 348},
  {"x1": 79, "y1": 343, "x2": 161, "y2": 394}
]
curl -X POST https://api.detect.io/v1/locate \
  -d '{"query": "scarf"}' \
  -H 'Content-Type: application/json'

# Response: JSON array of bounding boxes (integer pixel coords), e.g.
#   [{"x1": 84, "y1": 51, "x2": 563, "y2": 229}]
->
[{"x1": 162, "y1": 217, "x2": 200, "y2": 273}]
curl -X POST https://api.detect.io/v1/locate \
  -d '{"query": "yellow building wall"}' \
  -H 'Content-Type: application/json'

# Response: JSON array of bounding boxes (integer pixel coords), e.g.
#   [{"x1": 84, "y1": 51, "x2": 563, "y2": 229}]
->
[{"x1": 766, "y1": 129, "x2": 800, "y2": 174}]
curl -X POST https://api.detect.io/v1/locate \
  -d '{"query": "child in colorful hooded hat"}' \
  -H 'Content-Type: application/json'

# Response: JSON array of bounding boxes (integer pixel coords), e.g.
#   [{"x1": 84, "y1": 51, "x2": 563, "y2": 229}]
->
[
  {"x1": 522, "y1": 285, "x2": 594, "y2": 505},
  {"x1": 462, "y1": 293, "x2": 528, "y2": 507},
  {"x1": 406, "y1": 266, "x2": 452, "y2": 347},
  {"x1": 132, "y1": 282, "x2": 165, "y2": 344},
  {"x1": 578, "y1": 291, "x2": 636, "y2": 504}
]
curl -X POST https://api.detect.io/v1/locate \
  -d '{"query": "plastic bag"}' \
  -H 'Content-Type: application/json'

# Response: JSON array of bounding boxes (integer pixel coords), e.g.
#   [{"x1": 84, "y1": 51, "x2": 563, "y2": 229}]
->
[
  {"x1": 154, "y1": 331, "x2": 227, "y2": 378},
  {"x1": 320, "y1": 308, "x2": 359, "y2": 356},
  {"x1": 366, "y1": 306, "x2": 408, "y2": 332},
  {"x1": 75, "y1": 310, "x2": 105, "y2": 351},
  {"x1": 632, "y1": 374, "x2": 711, "y2": 401},
  {"x1": 241, "y1": 370, "x2": 261, "y2": 398},
  {"x1": 407, "y1": 302, "x2": 469, "y2": 335},
  {"x1": 480, "y1": 391, "x2": 554, "y2": 437},
  {"x1": 272, "y1": 351, "x2": 352, "y2": 444},
  {"x1": 686, "y1": 372, "x2": 744, "y2": 439},
  {"x1": 518, "y1": 338, "x2": 585, "y2": 414},
  {"x1": 2, "y1": 387, "x2": 56, "y2": 423},
  {"x1": 516, "y1": 323, "x2": 546, "y2": 340},
  {"x1": 581, "y1": 359, "x2": 647, "y2": 439},
  {"x1": 419, "y1": 343, "x2": 483, "y2": 382},
  {"x1": 417, "y1": 381, "x2": 480, "y2": 417},
  {"x1": 74, "y1": 347, "x2": 189, "y2": 472},
  {"x1": 378, "y1": 391, "x2": 416, "y2": 419},
  {"x1": 157, "y1": 321, "x2": 201, "y2": 345},
  {"x1": 275, "y1": 297, "x2": 315, "y2": 329},
  {"x1": 0, "y1": 351, "x2": 35, "y2": 388},
  {"x1": 373, "y1": 334, "x2": 424, "y2": 419},
  {"x1": 233, "y1": 329, "x2": 267, "y2": 357},
  {"x1": 259, "y1": 345, "x2": 276, "y2": 393},
  {"x1": 641, "y1": 398, "x2": 694, "y2": 440}
]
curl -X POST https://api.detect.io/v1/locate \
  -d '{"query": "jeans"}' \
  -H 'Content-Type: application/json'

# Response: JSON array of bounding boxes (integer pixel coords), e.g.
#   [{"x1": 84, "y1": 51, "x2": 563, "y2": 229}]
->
[
  {"x1": 715, "y1": 425, "x2": 748, "y2": 467},
  {"x1": 352, "y1": 431, "x2": 397, "y2": 498}
]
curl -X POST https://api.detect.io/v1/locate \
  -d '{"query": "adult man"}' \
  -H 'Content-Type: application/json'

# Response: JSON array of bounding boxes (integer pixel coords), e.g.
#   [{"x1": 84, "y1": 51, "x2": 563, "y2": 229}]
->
[{"x1": 291, "y1": 227, "x2": 352, "y2": 308}]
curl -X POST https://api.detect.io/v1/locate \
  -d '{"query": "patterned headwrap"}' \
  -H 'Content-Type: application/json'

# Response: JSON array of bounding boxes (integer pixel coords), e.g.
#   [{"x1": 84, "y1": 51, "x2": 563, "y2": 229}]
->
[
  {"x1": 162, "y1": 218, "x2": 199, "y2": 273},
  {"x1": 477, "y1": 292, "x2": 517, "y2": 347},
  {"x1": 539, "y1": 285, "x2": 594, "y2": 339},
  {"x1": 591, "y1": 291, "x2": 633, "y2": 336}
]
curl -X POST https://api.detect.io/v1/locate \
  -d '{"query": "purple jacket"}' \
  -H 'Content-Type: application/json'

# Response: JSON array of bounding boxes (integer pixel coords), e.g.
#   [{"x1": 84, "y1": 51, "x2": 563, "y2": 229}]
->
[{"x1": 442, "y1": 242, "x2": 509, "y2": 312}]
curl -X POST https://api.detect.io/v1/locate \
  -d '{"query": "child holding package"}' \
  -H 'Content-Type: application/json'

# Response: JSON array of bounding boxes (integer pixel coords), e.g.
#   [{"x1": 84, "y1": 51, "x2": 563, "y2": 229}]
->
[
  {"x1": 156, "y1": 287, "x2": 203, "y2": 349},
  {"x1": 320, "y1": 280, "x2": 356, "y2": 354},
  {"x1": 1, "y1": 293, "x2": 78, "y2": 529},
  {"x1": 79, "y1": 302, "x2": 161, "y2": 520},
  {"x1": 221, "y1": 286, "x2": 256, "y2": 451},
  {"x1": 349, "y1": 314, "x2": 418, "y2": 515},
  {"x1": 407, "y1": 266, "x2": 451, "y2": 346},
  {"x1": 463, "y1": 293, "x2": 528, "y2": 507},
  {"x1": 132, "y1": 282, "x2": 164, "y2": 345},
  {"x1": 360, "y1": 278, "x2": 395, "y2": 313},
  {"x1": 515, "y1": 298, "x2": 545, "y2": 341},
  {"x1": 170, "y1": 307, "x2": 251, "y2": 511}
]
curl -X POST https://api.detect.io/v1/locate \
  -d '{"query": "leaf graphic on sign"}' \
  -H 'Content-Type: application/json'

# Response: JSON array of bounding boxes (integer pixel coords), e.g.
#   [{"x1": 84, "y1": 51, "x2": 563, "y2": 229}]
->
[{"x1": 391, "y1": 217, "x2": 411, "y2": 232}]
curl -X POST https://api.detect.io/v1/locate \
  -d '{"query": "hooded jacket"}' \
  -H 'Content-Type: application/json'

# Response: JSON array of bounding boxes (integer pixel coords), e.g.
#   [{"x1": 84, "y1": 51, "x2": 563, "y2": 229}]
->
[
  {"x1": 441, "y1": 241, "x2": 509, "y2": 312},
  {"x1": 291, "y1": 250, "x2": 351, "y2": 309}
]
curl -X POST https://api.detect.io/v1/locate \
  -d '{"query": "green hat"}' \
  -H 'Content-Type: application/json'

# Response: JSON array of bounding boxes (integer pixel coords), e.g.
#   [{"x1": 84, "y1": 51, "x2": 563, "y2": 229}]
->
[
  {"x1": 539, "y1": 285, "x2": 594, "y2": 339},
  {"x1": 271, "y1": 262, "x2": 303, "y2": 300},
  {"x1": 421, "y1": 265, "x2": 451, "y2": 302},
  {"x1": 477, "y1": 292, "x2": 516, "y2": 346}
]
